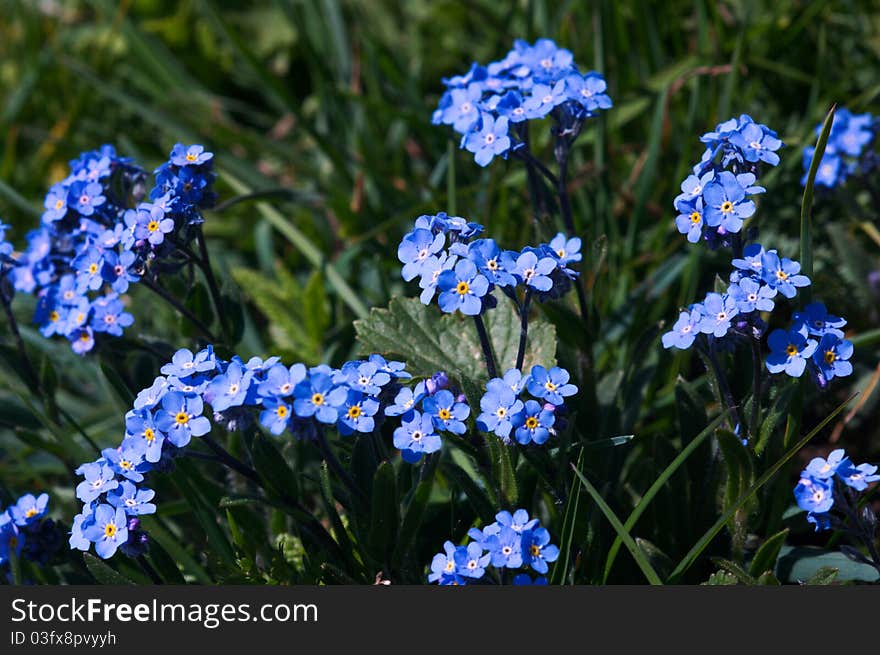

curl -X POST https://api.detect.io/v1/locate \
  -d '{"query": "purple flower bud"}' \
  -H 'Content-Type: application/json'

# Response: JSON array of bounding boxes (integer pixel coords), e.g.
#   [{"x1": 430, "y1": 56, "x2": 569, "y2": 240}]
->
[{"x1": 426, "y1": 371, "x2": 449, "y2": 394}]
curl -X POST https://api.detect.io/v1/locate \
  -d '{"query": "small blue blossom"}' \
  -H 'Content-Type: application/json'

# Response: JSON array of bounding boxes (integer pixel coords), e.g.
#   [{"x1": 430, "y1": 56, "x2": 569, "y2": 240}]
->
[
  {"x1": 793, "y1": 302, "x2": 846, "y2": 337},
  {"x1": 477, "y1": 386, "x2": 524, "y2": 441},
  {"x1": 661, "y1": 308, "x2": 702, "y2": 350},
  {"x1": 837, "y1": 462, "x2": 880, "y2": 492},
  {"x1": 512, "y1": 399, "x2": 555, "y2": 445},
  {"x1": 455, "y1": 541, "x2": 491, "y2": 579},
  {"x1": 485, "y1": 527, "x2": 524, "y2": 568},
  {"x1": 108, "y1": 482, "x2": 156, "y2": 516},
  {"x1": 393, "y1": 410, "x2": 442, "y2": 461},
  {"x1": 511, "y1": 250, "x2": 556, "y2": 292},
  {"x1": 702, "y1": 171, "x2": 756, "y2": 233},
  {"x1": 464, "y1": 113, "x2": 511, "y2": 167},
  {"x1": 169, "y1": 143, "x2": 213, "y2": 167},
  {"x1": 428, "y1": 541, "x2": 465, "y2": 585},
  {"x1": 526, "y1": 365, "x2": 577, "y2": 405},
  {"x1": 766, "y1": 326, "x2": 817, "y2": 377},
  {"x1": 124, "y1": 411, "x2": 165, "y2": 463},
  {"x1": 697, "y1": 292, "x2": 738, "y2": 338},
  {"x1": 760, "y1": 251, "x2": 811, "y2": 299},
  {"x1": 8, "y1": 493, "x2": 49, "y2": 527},
  {"x1": 812, "y1": 333, "x2": 853, "y2": 381},
  {"x1": 259, "y1": 397, "x2": 293, "y2": 435},
  {"x1": 204, "y1": 361, "x2": 254, "y2": 412},
  {"x1": 337, "y1": 390, "x2": 380, "y2": 435},
  {"x1": 437, "y1": 258, "x2": 489, "y2": 315},
  {"x1": 728, "y1": 277, "x2": 775, "y2": 314},
  {"x1": 84, "y1": 504, "x2": 128, "y2": 559},
  {"x1": 793, "y1": 476, "x2": 834, "y2": 514},
  {"x1": 422, "y1": 389, "x2": 470, "y2": 434},
  {"x1": 75, "y1": 463, "x2": 119, "y2": 503},
  {"x1": 398, "y1": 228, "x2": 446, "y2": 282},
  {"x1": 154, "y1": 391, "x2": 211, "y2": 447},
  {"x1": 384, "y1": 383, "x2": 426, "y2": 418},
  {"x1": 293, "y1": 373, "x2": 347, "y2": 424},
  {"x1": 521, "y1": 527, "x2": 559, "y2": 574}
]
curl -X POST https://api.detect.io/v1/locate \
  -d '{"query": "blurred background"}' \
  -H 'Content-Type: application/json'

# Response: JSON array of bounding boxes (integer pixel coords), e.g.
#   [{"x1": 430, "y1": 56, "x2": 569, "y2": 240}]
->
[{"x1": 1, "y1": 0, "x2": 879, "y2": 582}]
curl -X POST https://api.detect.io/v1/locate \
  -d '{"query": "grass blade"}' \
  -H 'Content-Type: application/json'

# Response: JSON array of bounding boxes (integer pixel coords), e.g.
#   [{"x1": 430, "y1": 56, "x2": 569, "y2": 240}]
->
[
  {"x1": 667, "y1": 393, "x2": 856, "y2": 583},
  {"x1": 601, "y1": 410, "x2": 729, "y2": 582},
  {"x1": 570, "y1": 463, "x2": 664, "y2": 585}
]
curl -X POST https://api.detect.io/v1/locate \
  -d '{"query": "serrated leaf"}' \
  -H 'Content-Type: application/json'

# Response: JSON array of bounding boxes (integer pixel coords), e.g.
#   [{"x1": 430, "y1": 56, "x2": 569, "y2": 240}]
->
[
  {"x1": 353, "y1": 295, "x2": 556, "y2": 392},
  {"x1": 701, "y1": 570, "x2": 739, "y2": 585},
  {"x1": 804, "y1": 566, "x2": 840, "y2": 585}
]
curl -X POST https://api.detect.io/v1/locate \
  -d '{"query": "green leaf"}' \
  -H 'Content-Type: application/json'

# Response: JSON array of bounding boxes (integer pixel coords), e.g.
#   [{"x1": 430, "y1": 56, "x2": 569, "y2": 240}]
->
[
  {"x1": 83, "y1": 554, "x2": 136, "y2": 586},
  {"x1": 701, "y1": 570, "x2": 739, "y2": 586},
  {"x1": 245, "y1": 431, "x2": 299, "y2": 506},
  {"x1": 486, "y1": 438, "x2": 518, "y2": 506},
  {"x1": 799, "y1": 104, "x2": 836, "y2": 302},
  {"x1": 635, "y1": 538, "x2": 674, "y2": 580},
  {"x1": 716, "y1": 429, "x2": 754, "y2": 555},
  {"x1": 393, "y1": 473, "x2": 435, "y2": 570},
  {"x1": 570, "y1": 464, "x2": 663, "y2": 585},
  {"x1": 367, "y1": 461, "x2": 399, "y2": 566},
  {"x1": 804, "y1": 566, "x2": 840, "y2": 586},
  {"x1": 777, "y1": 546, "x2": 880, "y2": 584},
  {"x1": 550, "y1": 449, "x2": 584, "y2": 585},
  {"x1": 749, "y1": 528, "x2": 789, "y2": 578},
  {"x1": 755, "y1": 383, "x2": 796, "y2": 455},
  {"x1": 668, "y1": 394, "x2": 856, "y2": 582},
  {"x1": 710, "y1": 558, "x2": 755, "y2": 585},
  {"x1": 441, "y1": 461, "x2": 496, "y2": 524},
  {"x1": 354, "y1": 295, "x2": 556, "y2": 393}
]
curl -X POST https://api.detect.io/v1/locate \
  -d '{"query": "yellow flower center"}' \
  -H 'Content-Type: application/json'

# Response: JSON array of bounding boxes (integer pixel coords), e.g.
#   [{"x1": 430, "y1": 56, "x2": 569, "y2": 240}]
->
[
  {"x1": 88, "y1": 263, "x2": 99, "y2": 274},
  {"x1": 311, "y1": 393, "x2": 325, "y2": 406},
  {"x1": 556, "y1": 248, "x2": 566, "y2": 258},
  {"x1": 144, "y1": 428, "x2": 155, "y2": 443},
  {"x1": 276, "y1": 405, "x2": 288, "y2": 418},
  {"x1": 438, "y1": 408, "x2": 452, "y2": 421},
  {"x1": 544, "y1": 381, "x2": 558, "y2": 392},
  {"x1": 690, "y1": 211, "x2": 701, "y2": 224},
  {"x1": 785, "y1": 344, "x2": 798, "y2": 357},
  {"x1": 456, "y1": 281, "x2": 470, "y2": 295},
  {"x1": 347, "y1": 405, "x2": 362, "y2": 419},
  {"x1": 25, "y1": 508, "x2": 38, "y2": 518},
  {"x1": 486, "y1": 259, "x2": 499, "y2": 271},
  {"x1": 776, "y1": 270, "x2": 788, "y2": 281},
  {"x1": 79, "y1": 332, "x2": 90, "y2": 342},
  {"x1": 720, "y1": 201, "x2": 734, "y2": 213},
  {"x1": 147, "y1": 221, "x2": 160, "y2": 233},
  {"x1": 49, "y1": 310, "x2": 60, "y2": 322},
  {"x1": 525, "y1": 416, "x2": 539, "y2": 430},
  {"x1": 186, "y1": 153, "x2": 198, "y2": 162},
  {"x1": 119, "y1": 459, "x2": 133, "y2": 470},
  {"x1": 104, "y1": 523, "x2": 117, "y2": 538},
  {"x1": 824, "y1": 350, "x2": 836, "y2": 364},
  {"x1": 444, "y1": 561, "x2": 455, "y2": 573},
  {"x1": 174, "y1": 411, "x2": 189, "y2": 425},
  {"x1": 530, "y1": 544, "x2": 541, "y2": 557},
  {"x1": 496, "y1": 408, "x2": 507, "y2": 418},
  {"x1": 55, "y1": 199, "x2": 64, "y2": 210}
]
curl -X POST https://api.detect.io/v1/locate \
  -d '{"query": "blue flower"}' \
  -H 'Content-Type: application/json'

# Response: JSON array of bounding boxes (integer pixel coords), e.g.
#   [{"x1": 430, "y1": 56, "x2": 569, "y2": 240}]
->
[
  {"x1": 422, "y1": 389, "x2": 470, "y2": 434},
  {"x1": 293, "y1": 373, "x2": 347, "y2": 423},
  {"x1": 760, "y1": 251, "x2": 811, "y2": 298},
  {"x1": 75, "y1": 463, "x2": 119, "y2": 503},
  {"x1": 133, "y1": 377, "x2": 169, "y2": 411},
  {"x1": 522, "y1": 81, "x2": 567, "y2": 119},
  {"x1": 257, "y1": 363, "x2": 307, "y2": 399},
  {"x1": 385, "y1": 384, "x2": 426, "y2": 420},
  {"x1": 133, "y1": 204, "x2": 175, "y2": 246},
  {"x1": 793, "y1": 302, "x2": 846, "y2": 337},
  {"x1": 337, "y1": 390, "x2": 380, "y2": 435},
  {"x1": 837, "y1": 462, "x2": 880, "y2": 492},
  {"x1": 697, "y1": 292, "x2": 738, "y2": 338},
  {"x1": 526, "y1": 365, "x2": 577, "y2": 405},
  {"x1": 437, "y1": 258, "x2": 489, "y2": 315},
  {"x1": 398, "y1": 228, "x2": 446, "y2": 282},
  {"x1": 259, "y1": 397, "x2": 293, "y2": 435},
  {"x1": 439, "y1": 83, "x2": 483, "y2": 133},
  {"x1": 661, "y1": 308, "x2": 702, "y2": 350},
  {"x1": 731, "y1": 243, "x2": 766, "y2": 278},
  {"x1": 8, "y1": 493, "x2": 49, "y2": 527},
  {"x1": 488, "y1": 368, "x2": 531, "y2": 395},
  {"x1": 124, "y1": 411, "x2": 165, "y2": 463},
  {"x1": 428, "y1": 541, "x2": 465, "y2": 585},
  {"x1": 547, "y1": 233, "x2": 582, "y2": 266},
  {"x1": 702, "y1": 171, "x2": 755, "y2": 233},
  {"x1": 0, "y1": 519, "x2": 24, "y2": 565},
  {"x1": 170, "y1": 143, "x2": 213, "y2": 167},
  {"x1": 513, "y1": 574, "x2": 548, "y2": 585},
  {"x1": 512, "y1": 399, "x2": 555, "y2": 445},
  {"x1": 393, "y1": 410, "x2": 442, "y2": 460},
  {"x1": 467, "y1": 238, "x2": 517, "y2": 287},
  {"x1": 42, "y1": 184, "x2": 69, "y2": 222},
  {"x1": 69, "y1": 512, "x2": 92, "y2": 552},
  {"x1": 464, "y1": 113, "x2": 511, "y2": 167},
  {"x1": 804, "y1": 449, "x2": 849, "y2": 480},
  {"x1": 511, "y1": 250, "x2": 557, "y2": 292},
  {"x1": 368, "y1": 354, "x2": 412, "y2": 380},
  {"x1": 154, "y1": 391, "x2": 211, "y2": 447},
  {"x1": 477, "y1": 386, "x2": 524, "y2": 441},
  {"x1": 70, "y1": 326, "x2": 95, "y2": 355},
  {"x1": 102, "y1": 440, "x2": 149, "y2": 483},
  {"x1": 806, "y1": 512, "x2": 832, "y2": 532},
  {"x1": 766, "y1": 326, "x2": 817, "y2": 377},
  {"x1": 72, "y1": 247, "x2": 105, "y2": 293},
  {"x1": 108, "y1": 482, "x2": 156, "y2": 516},
  {"x1": 728, "y1": 277, "x2": 775, "y2": 314},
  {"x1": 205, "y1": 360, "x2": 253, "y2": 412},
  {"x1": 100, "y1": 250, "x2": 139, "y2": 294},
  {"x1": 160, "y1": 348, "x2": 216, "y2": 378},
  {"x1": 84, "y1": 504, "x2": 128, "y2": 559},
  {"x1": 454, "y1": 541, "x2": 491, "y2": 579},
  {"x1": 496, "y1": 509, "x2": 539, "y2": 533},
  {"x1": 521, "y1": 527, "x2": 559, "y2": 574},
  {"x1": 564, "y1": 72, "x2": 613, "y2": 115},
  {"x1": 343, "y1": 361, "x2": 392, "y2": 396},
  {"x1": 67, "y1": 180, "x2": 106, "y2": 217},
  {"x1": 675, "y1": 198, "x2": 705, "y2": 243},
  {"x1": 729, "y1": 121, "x2": 783, "y2": 166},
  {"x1": 812, "y1": 333, "x2": 853, "y2": 381},
  {"x1": 91, "y1": 295, "x2": 134, "y2": 336},
  {"x1": 485, "y1": 527, "x2": 524, "y2": 568},
  {"x1": 793, "y1": 476, "x2": 834, "y2": 514}
]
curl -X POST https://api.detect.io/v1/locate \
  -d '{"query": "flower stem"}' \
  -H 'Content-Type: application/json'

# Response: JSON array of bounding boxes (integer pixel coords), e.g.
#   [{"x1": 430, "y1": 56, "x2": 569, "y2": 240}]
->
[
  {"x1": 1, "y1": 295, "x2": 44, "y2": 399},
  {"x1": 199, "y1": 433, "x2": 261, "y2": 484},
  {"x1": 194, "y1": 228, "x2": 231, "y2": 343},
  {"x1": 750, "y1": 337, "x2": 763, "y2": 441},
  {"x1": 141, "y1": 276, "x2": 218, "y2": 343},
  {"x1": 699, "y1": 339, "x2": 743, "y2": 436},
  {"x1": 315, "y1": 430, "x2": 367, "y2": 506},
  {"x1": 472, "y1": 314, "x2": 497, "y2": 378},
  {"x1": 515, "y1": 290, "x2": 532, "y2": 371}
]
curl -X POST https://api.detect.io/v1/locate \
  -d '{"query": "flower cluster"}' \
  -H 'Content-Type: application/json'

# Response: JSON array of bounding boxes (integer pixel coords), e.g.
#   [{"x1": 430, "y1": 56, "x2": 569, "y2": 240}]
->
[
  {"x1": 398, "y1": 212, "x2": 581, "y2": 315},
  {"x1": 477, "y1": 366, "x2": 576, "y2": 445},
  {"x1": 802, "y1": 108, "x2": 878, "y2": 188},
  {"x1": 432, "y1": 39, "x2": 612, "y2": 166},
  {"x1": 10, "y1": 143, "x2": 215, "y2": 354},
  {"x1": 69, "y1": 345, "x2": 464, "y2": 558},
  {"x1": 1, "y1": 493, "x2": 63, "y2": 568},
  {"x1": 428, "y1": 509, "x2": 559, "y2": 584},
  {"x1": 0, "y1": 221, "x2": 16, "y2": 300},
  {"x1": 794, "y1": 448, "x2": 879, "y2": 531},
  {"x1": 674, "y1": 114, "x2": 782, "y2": 247},
  {"x1": 766, "y1": 302, "x2": 853, "y2": 384}
]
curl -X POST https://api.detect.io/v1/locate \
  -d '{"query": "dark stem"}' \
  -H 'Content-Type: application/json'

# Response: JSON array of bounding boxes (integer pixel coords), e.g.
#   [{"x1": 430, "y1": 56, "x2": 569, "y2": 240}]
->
[
  {"x1": 515, "y1": 290, "x2": 532, "y2": 371},
  {"x1": 472, "y1": 314, "x2": 498, "y2": 378},
  {"x1": 141, "y1": 276, "x2": 218, "y2": 342},
  {"x1": 701, "y1": 339, "x2": 744, "y2": 436},
  {"x1": 513, "y1": 147, "x2": 559, "y2": 188},
  {"x1": 555, "y1": 143, "x2": 576, "y2": 235},
  {"x1": 315, "y1": 430, "x2": 367, "y2": 505},
  {"x1": 749, "y1": 337, "x2": 762, "y2": 441},
  {"x1": 194, "y1": 228, "x2": 230, "y2": 343},
  {"x1": 199, "y1": 434, "x2": 261, "y2": 484}
]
